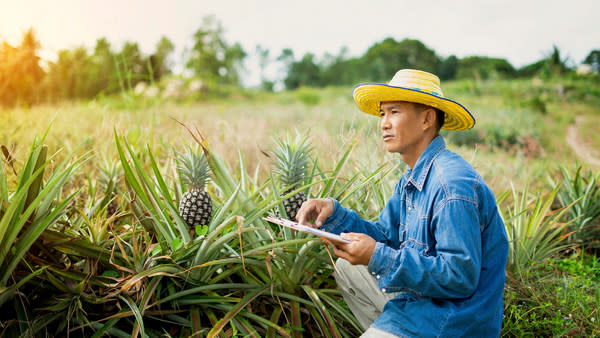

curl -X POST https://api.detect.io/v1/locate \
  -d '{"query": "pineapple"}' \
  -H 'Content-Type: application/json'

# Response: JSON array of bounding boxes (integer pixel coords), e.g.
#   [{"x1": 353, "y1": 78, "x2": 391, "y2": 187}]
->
[
  {"x1": 177, "y1": 147, "x2": 212, "y2": 227},
  {"x1": 271, "y1": 134, "x2": 313, "y2": 220}
]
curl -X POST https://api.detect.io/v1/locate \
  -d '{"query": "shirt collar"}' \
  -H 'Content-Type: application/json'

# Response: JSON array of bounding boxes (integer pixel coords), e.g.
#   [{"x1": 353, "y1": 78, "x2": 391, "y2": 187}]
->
[{"x1": 403, "y1": 135, "x2": 446, "y2": 191}]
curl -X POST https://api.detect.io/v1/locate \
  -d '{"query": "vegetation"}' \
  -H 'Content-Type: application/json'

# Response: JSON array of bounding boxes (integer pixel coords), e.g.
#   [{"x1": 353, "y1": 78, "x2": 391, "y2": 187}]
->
[{"x1": 1, "y1": 13, "x2": 599, "y2": 337}]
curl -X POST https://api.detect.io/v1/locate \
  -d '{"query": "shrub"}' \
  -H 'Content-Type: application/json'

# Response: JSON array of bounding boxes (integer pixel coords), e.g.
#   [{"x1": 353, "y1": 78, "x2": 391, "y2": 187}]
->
[
  {"x1": 553, "y1": 165, "x2": 600, "y2": 249},
  {"x1": 295, "y1": 87, "x2": 321, "y2": 106}
]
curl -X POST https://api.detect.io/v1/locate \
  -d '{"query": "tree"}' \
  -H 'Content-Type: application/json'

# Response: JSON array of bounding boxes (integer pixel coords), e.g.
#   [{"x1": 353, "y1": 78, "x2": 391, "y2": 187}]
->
[
  {"x1": 437, "y1": 55, "x2": 459, "y2": 80},
  {"x1": 0, "y1": 28, "x2": 45, "y2": 106},
  {"x1": 283, "y1": 53, "x2": 321, "y2": 89},
  {"x1": 583, "y1": 50, "x2": 600, "y2": 73},
  {"x1": 256, "y1": 44, "x2": 273, "y2": 91},
  {"x1": 517, "y1": 45, "x2": 570, "y2": 78},
  {"x1": 456, "y1": 56, "x2": 515, "y2": 80},
  {"x1": 186, "y1": 15, "x2": 247, "y2": 85},
  {"x1": 90, "y1": 37, "x2": 119, "y2": 95},
  {"x1": 148, "y1": 36, "x2": 175, "y2": 82},
  {"x1": 44, "y1": 46, "x2": 94, "y2": 100},
  {"x1": 116, "y1": 41, "x2": 146, "y2": 90},
  {"x1": 362, "y1": 38, "x2": 440, "y2": 81}
]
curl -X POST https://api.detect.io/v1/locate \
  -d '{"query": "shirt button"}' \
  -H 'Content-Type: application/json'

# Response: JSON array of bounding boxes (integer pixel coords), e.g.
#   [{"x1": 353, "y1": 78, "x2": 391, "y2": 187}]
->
[
  {"x1": 376, "y1": 275, "x2": 380, "y2": 279},
  {"x1": 407, "y1": 206, "x2": 412, "y2": 211},
  {"x1": 382, "y1": 288, "x2": 386, "y2": 292}
]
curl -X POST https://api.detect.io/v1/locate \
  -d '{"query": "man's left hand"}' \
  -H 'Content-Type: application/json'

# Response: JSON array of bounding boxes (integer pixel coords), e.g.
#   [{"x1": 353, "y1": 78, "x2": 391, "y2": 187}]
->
[{"x1": 326, "y1": 233, "x2": 376, "y2": 266}]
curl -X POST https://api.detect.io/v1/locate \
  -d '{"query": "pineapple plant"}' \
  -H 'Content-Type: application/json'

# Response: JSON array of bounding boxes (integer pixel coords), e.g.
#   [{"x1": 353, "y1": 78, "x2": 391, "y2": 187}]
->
[
  {"x1": 271, "y1": 134, "x2": 313, "y2": 220},
  {"x1": 177, "y1": 147, "x2": 213, "y2": 227},
  {"x1": 98, "y1": 158, "x2": 122, "y2": 217}
]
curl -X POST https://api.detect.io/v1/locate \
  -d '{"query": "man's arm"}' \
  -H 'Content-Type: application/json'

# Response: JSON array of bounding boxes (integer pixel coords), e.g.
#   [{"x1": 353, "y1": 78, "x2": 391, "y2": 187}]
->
[{"x1": 366, "y1": 198, "x2": 482, "y2": 299}]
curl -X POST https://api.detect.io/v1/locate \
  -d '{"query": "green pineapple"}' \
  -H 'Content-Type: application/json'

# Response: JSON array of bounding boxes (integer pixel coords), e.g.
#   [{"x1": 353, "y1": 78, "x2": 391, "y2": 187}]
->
[
  {"x1": 271, "y1": 134, "x2": 313, "y2": 220},
  {"x1": 177, "y1": 147, "x2": 212, "y2": 227}
]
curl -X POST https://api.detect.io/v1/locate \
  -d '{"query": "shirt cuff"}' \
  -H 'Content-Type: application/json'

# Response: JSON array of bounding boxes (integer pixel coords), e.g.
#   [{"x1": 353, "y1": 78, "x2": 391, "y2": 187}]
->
[{"x1": 367, "y1": 242, "x2": 390, "y2": 287}]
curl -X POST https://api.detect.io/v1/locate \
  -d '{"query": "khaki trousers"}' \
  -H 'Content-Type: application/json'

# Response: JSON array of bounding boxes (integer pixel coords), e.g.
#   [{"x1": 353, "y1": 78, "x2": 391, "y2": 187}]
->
[{"x1": 335, "y1": 258, "x2": 401, "y2": 338}]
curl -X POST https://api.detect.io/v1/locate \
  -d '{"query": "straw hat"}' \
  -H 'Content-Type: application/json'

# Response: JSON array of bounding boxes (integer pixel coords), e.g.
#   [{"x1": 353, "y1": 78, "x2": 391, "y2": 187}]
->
[{"x1": 353, "y1": 69, "x2": 475, "y2": 131}]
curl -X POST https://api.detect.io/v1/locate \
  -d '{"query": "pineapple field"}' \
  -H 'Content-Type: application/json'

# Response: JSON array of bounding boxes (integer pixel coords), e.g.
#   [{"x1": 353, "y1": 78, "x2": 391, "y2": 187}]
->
[{"x1": 1, "y1": 76, "x2": 600, "y2": 336}]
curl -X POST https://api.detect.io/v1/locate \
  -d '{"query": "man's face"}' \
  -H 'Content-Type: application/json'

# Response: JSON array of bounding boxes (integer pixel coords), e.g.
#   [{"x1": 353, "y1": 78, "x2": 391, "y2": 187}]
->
[{"x1": 379, "y1": 101, "x2": 425, "y2": 154}]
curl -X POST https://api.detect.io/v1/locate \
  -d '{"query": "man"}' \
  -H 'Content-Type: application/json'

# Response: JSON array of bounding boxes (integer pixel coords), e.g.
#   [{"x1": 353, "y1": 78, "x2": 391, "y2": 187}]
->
[{"x1": 296, "y1": 69, "x2": 509, "y2": 337}]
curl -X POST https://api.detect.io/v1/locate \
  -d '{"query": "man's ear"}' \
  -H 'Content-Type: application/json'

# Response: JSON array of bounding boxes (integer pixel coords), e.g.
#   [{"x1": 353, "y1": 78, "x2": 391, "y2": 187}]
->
[{"x1": 421, "y1": 107, "x2": 437, "y2": 130}]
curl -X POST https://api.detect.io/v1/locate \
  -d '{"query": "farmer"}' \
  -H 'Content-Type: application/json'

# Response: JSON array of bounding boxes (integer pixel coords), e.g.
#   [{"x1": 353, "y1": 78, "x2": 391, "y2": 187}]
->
[{"x1": 296, "y1": 69, "x2": 509, "y2": 337}]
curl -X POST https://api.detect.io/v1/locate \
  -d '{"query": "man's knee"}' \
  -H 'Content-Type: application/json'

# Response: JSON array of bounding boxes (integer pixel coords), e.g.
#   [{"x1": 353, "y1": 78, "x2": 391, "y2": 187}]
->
[{"x1": 335, "y1": 257, "x2": 351, "y2": 272}]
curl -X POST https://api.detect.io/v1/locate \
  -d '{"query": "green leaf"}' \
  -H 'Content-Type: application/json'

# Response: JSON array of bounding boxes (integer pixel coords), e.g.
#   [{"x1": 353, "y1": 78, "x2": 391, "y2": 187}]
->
[
  {"x1": 101, "y1": 270, "x2": 119, "y2": 278},
  {"x1": 151, "y1": 245, "x2": 162, "y2": 257},
  {"x1": 171, "y1": 238, "x2": 184, "y2": 251},
  {"x1": 195, "y1": 224, "x2": 209, "y2": 236}
]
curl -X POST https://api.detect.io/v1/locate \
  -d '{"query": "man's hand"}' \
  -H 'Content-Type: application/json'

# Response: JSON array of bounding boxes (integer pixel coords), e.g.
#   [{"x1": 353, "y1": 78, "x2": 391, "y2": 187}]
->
[
  {"x1": 326, "y1": 233, "x2": 376, "y2": 266},
  {"x1": 296, "y1": 198, "x2": 334, "y2": 229}
]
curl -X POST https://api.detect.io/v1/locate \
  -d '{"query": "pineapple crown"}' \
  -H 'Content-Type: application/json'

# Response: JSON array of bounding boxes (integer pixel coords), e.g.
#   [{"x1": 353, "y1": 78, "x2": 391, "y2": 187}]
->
[
  {"x1": 271, "y1": 133, "x2": 313, "y2": 189},
  {"x1": 176, "y1": 146, "x2": 211, "y2": 190}
]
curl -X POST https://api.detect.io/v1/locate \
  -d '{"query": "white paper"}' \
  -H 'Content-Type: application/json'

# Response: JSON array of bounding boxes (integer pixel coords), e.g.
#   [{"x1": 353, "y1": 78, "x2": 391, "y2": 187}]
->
[{"x1": 263, "y1": 216, "x2": 352, "y2": 244}]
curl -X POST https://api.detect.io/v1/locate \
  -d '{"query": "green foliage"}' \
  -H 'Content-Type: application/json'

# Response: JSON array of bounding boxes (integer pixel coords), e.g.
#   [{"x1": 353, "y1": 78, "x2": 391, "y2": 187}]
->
[
  {"x1": 437, "y1": 55, "x2": 459, "y2": 80},
  {"x1": 0, "y1": 30, "x2": 174, "y2": 107},
  {"x1": 499, "y1": 182, "x2": 574, "y2": 275},
  {"x1": 0, "y1": 28, "x2": 44, "y2": 106},
  {"x1": 553, "y1": 165, "x2": 600, "y2": 248},
  {"x1": 362, "y1": 38, "x2": 440, "y2": 81},
  {"x1": 295, "y1": 86, "x2": 322, "y2": 105},
  {"x1": 0, "y1": 133, "x2": 87, "y2": 306},
  {"x1": 270, "y1": 132, "x2": 313, "y2": 189},
  {"x1": 518, "y1": 45, "x2": 571, "y2": 78},
  {"x1": 186, "y1": 15, "x2": 247, "y2": 85},
  {"x1": 176, "y1": 146, "x2": 211, "y2": 191},
  {"x1": 583, "y1": 49, "x2": 600, "y2": 72},
  {"x1": 284, "y1": 53, "x2": 322, "y2": 89},
  {"x1": 456, "y1": 56, "x2": 516, "y2": 80},
  {"x1": 503, "y1": 253, "x2": 600, "y2": 336}
]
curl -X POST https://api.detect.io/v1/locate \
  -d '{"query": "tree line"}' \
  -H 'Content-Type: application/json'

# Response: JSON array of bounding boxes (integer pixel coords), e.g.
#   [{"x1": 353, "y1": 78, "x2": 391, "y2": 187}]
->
[{"x1": 1, "y1": 16, "x2": 598, "y2": 107}]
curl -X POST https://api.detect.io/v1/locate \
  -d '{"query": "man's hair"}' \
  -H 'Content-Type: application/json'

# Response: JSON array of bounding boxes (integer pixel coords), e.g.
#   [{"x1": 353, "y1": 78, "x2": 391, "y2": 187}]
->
[{"x1": 413, "y1": 102, "x2": 445, "y2": 131}]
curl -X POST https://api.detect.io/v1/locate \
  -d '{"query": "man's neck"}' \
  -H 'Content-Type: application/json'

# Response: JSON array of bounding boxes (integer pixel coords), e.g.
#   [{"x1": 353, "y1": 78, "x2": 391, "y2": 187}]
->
[{"x1": 402, "y1": 133, "x2": 438, "y2": 169}]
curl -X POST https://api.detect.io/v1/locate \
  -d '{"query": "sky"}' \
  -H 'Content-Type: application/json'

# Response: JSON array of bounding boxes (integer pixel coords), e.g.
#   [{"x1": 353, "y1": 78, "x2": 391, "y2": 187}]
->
[{"x1": 1, "y1": 0, "x2": 598, "y2": 86}]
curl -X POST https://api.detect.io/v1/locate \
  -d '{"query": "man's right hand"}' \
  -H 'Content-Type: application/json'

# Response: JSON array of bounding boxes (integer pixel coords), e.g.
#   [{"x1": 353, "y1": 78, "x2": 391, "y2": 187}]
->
[{"x1": 296, "y1": 198, "x2": 335, "y2": 229}]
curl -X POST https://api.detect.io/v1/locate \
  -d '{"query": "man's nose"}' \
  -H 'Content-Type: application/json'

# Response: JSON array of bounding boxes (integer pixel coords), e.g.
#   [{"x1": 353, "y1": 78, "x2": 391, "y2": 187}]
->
[{"x1": 380, "y1": 115, "x2": 390, "y2": 130}]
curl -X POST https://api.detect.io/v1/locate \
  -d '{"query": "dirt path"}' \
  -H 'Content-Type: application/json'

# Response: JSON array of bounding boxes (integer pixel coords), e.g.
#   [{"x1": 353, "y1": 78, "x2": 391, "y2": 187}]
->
[{"x1": 566, "y1": 116, "x2": 600, "y2": 167}]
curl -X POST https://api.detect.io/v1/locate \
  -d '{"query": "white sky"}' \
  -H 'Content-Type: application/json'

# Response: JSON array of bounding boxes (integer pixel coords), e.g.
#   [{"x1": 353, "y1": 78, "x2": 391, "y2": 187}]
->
[{"x1": 1, "y1": 0, "x2": 598, "y2": 86}]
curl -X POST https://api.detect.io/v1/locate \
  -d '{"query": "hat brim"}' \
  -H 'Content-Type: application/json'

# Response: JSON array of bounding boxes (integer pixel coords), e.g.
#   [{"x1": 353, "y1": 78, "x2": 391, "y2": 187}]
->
[{"x1": 353, "y1": 83, "x2": 475, "y2": 131}]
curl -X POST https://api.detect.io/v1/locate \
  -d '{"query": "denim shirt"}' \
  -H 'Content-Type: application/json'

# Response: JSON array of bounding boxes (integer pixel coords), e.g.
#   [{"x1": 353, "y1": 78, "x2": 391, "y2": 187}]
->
[{"x1": 321, "y1": 136, "x2": 508, "y2": 337}]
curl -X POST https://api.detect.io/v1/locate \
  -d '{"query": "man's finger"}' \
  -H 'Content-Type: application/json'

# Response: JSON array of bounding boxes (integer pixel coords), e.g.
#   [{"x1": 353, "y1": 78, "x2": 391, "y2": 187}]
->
[
  {"x1": 315, "y1": 212, "x2": 328, "y2": 228},
  {"x1": 296, "y1": 203, "x2": 311, "y2": 224},
  {"x1": 332, "y1": 245, "x2": 348, "y2": 260}
]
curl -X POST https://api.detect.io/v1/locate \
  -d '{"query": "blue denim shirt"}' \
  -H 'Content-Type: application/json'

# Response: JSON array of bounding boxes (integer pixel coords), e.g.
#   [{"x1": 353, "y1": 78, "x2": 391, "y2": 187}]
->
[{"x1": 322, "y1": 136, "x2": 508, "y2": 337}]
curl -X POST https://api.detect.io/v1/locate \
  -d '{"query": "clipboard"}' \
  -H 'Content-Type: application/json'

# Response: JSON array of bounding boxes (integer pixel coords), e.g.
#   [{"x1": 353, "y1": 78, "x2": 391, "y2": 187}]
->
[{"x1": 263, "y1": 216, "x2": 352, "y2": 244}]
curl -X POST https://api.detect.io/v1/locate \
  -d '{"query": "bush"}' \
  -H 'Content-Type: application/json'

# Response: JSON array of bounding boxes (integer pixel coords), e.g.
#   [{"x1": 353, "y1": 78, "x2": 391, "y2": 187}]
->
[
  {"x1": 553, "y1": 165, "x2": 600, "y2": 249},
  {"x1": 295, "y1": 87, "x2": 321, "y2": 106}
]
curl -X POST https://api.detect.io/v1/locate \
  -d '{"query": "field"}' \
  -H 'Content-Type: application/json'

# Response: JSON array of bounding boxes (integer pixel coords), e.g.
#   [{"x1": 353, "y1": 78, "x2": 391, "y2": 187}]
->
[{"x1": 1, "y1": 76, "x2": 600, "y2": 336}]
